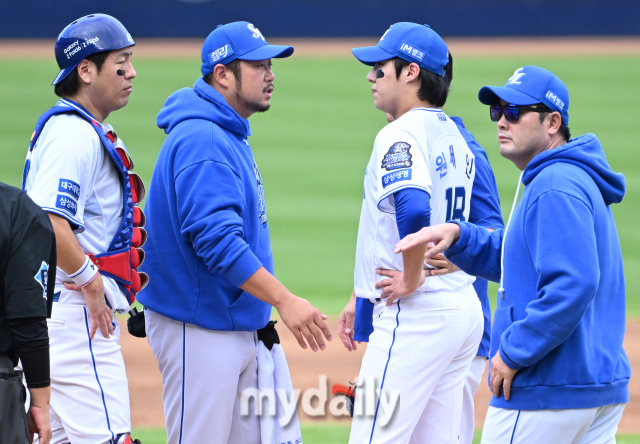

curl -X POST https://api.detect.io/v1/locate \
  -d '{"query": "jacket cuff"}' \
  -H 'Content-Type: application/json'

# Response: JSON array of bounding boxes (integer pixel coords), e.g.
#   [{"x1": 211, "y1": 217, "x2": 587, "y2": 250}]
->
[
  {"x1": 499, "y1": 344, "x2": 523, "y2": 370},
  {"x1": 224, "y1": 247, "x2": 264, "y2": 288},
  {"x1": 444, "y1": 221, "x2": 471, "y2": 255}
]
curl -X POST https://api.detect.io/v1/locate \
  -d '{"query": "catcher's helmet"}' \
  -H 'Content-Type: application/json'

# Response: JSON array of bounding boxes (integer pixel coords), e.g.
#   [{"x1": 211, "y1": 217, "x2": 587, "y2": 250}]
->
[{"x1": 52, "y1": 13, "x2": 135, "y2": 85}]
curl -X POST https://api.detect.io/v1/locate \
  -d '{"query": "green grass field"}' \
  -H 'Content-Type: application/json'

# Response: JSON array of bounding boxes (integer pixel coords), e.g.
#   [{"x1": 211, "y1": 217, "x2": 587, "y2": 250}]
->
[{"x1": 1, "y1": 55, "x2": 639, "y2": 316}]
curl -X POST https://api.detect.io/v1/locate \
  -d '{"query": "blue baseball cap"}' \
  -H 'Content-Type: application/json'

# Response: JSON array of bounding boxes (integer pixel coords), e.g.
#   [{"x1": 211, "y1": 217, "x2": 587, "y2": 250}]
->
[
  {"x1": 53, "y1": 14, "x2": 135, "y2": 85},
  {"x1": 478, "y1": 66, "x2": 570, "y2": 124},
  {"x1": 201, "y1": 21, "x2": 294, "y2": 76},
  {"x1": 351, "y1": 22, "x2": 449, "y2": 77}
]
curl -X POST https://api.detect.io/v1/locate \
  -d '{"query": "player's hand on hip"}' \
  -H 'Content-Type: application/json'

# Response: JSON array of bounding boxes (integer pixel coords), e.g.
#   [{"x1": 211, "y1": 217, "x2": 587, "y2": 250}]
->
[
  {"x1": 490, "y1": 350, "x2": 518, "y2": 401},
  {"x1": 64, "y1": 273, "x2": 114, "y2": 339},
  {"x1": 276, "y1": 294, "x2": 332, "y2": 352},
  {"x1": 338, "y1": 291, "x2": 358, "y2": 351},
  {"x1": 394, "y1": 223, "x2": 461, "y2": 257},
  {"x1": 376, "y1": 268, "x2": 427, "y2": 295},
  {"x1": 425, "y1": 251, "x2": 460, "y2": 276},
  {"x1": 378, "y1": 272, "x2": 421, "y2": 307}
]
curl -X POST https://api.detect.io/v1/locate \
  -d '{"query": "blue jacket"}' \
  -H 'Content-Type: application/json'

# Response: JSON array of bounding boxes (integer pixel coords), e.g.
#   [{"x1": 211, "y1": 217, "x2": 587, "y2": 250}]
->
[
  {"x1": 353, "y1": 117, "x2": 504, "y2": 360},
  {"x1": 138, "y1": 78, "x2": 272, "y2": 332},
  {"x1": 447, "y1": 134, "x2": 630, "y2": 410},
  {"x1": 451, "y1": 117, "x2": 503, "y2": 358}
]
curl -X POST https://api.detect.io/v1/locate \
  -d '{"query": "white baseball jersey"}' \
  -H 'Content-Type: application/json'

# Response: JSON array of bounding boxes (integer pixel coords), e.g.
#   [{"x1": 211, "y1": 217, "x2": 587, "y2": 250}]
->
[
  {"x1": 354, "y1": 108, "x2": 477, "y2": 300},
  {"x1": 24, "y1": 112, "x2": 129, "y2": 311}
]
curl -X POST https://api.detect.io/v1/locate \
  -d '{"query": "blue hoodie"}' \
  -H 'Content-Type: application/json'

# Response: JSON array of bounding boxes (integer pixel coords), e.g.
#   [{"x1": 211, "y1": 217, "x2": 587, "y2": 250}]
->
[
  {"x1": 446, "y1": 133, "x2": 630, "y2": 410},
  {"x1": 138, "y1": 78, "x2": 272, "y2": 332}
]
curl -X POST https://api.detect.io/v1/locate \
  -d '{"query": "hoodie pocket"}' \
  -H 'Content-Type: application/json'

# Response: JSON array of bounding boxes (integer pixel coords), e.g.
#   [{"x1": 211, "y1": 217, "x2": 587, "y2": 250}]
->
[
  {"x1": 228, "y1": 290, "x2": 271, "y2": 331},
  {"x1": 490, "y1": 306, "x2": 513, "y2": 360}
]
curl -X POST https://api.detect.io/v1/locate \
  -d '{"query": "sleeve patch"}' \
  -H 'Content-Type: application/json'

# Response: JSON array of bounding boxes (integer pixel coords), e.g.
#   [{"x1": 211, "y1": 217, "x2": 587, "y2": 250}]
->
[
  {"x1": 55, "y1": 194, "x2": 78, "y2": 216},
  {"x1": 382, "y1": 168, "x2": 412, "y2": 188},
  {"x1": 58, "y1": 178, "x2": 81, "y2": 199},
  {"x1": 381, "y1": 142, "x2": 413, "y2": 171}
]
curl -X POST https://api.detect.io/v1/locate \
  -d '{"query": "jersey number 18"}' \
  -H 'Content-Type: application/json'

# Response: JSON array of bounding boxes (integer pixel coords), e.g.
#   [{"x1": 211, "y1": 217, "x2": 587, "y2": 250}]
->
[{"x1": 445, "y1": 187, "x2": 466, "y2": 222}]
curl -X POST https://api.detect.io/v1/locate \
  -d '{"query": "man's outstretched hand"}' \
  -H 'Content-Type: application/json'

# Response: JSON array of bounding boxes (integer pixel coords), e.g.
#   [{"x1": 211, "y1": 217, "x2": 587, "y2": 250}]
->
[
  {"x1": 240, "y1": 267, "x2": 332, "y2": 352},
  {"x1": 394, "y1": 223, "x2": 461, "y2": 257},
  {"x1": 275, "y1": 294, "x2": 332, "y2": 352}
]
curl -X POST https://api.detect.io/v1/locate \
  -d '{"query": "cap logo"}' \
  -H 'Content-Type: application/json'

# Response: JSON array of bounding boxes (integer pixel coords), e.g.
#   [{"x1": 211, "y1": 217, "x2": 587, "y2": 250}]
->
[
  {"x1": 399, "y1": 42, "x2": 425, "y2": 62},
  {"x1": 508, "y1": 67, "x2": 526, "y2": 85},
  {"x1": 545, "y1": 90, "x2": 565, "y2": 110},
  {"x1": 127, "y1": 33, "x2": 134, "y2": 44},
  {"x1": 380, "y1": 27, "x2": 391, "y2": 41},
  {"x1": 210, "y1": 44, "x2": 234, "y2": 63},
  {"x1": 247, "y1": 23, "x2": 265, "y2": 41}
]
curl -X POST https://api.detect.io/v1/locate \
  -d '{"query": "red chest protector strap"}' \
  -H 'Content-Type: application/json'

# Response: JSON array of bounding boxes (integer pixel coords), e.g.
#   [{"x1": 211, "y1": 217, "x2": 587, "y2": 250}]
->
[{"x1": 87, "y1": 130, "x2": 148, "y2": 303}]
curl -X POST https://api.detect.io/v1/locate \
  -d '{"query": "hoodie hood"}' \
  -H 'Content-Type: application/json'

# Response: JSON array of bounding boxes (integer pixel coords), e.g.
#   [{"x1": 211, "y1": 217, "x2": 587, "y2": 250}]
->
[
  {"x1": 157, "y1": 77, "x2": 251, "y2": 137},
  {"x1": 523, "y1": 133, "x2": 625, "y2": 205}
]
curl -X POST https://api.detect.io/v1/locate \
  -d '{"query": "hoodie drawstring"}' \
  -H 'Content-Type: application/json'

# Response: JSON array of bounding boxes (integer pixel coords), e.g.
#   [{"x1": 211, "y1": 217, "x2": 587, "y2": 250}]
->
[{"x1": 498, "y1": 171, "x2": 524, "y2": 300}]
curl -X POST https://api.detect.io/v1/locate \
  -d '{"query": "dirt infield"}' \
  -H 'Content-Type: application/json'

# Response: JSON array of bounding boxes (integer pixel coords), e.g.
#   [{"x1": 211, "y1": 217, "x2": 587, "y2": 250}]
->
[
  {"x1": 1, "y1": 37, "x2": 639, "y2": 59},
  {"x1": 121, "y1": 317, "x2": 640, "y2": 433}
]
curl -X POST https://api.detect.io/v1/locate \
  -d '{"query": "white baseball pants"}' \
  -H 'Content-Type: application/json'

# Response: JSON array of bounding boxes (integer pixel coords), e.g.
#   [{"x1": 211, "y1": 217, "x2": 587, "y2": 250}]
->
[
  {"x1": 145, "y1": 309, "x2": 261, "y2": 444},
  {"x1": 349, "y1": 285, "x2": 483, "y2": 444},
  {"x1": 45, "y1": 292, "x2": 131, "y2": 444},
  {"x1": 459, "y1": 356, "x2": 488, "y2": 444},
  {"x1": 481, "y1": 403, "x2": 625, "y2": 444}
]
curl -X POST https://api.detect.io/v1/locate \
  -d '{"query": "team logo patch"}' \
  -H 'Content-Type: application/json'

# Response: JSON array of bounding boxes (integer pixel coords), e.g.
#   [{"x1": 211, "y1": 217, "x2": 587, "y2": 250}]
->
[
  {"x1": 254, "y1": 161, "x2": 267, "y2": 225},
  {"x1": 210, "y1": 43, "x2": 234, "y2": 63},
  {"x1": 399, "y1": 42, "x2": 425, "y2": 62},
  {"x1": 55, "y1": 194, "x2": 78, "y2": 216},
  {"x1": 382, "y1": 168, "x2": 412, "y2": 188},
  {"x1": 34, "y1": 261, "x2": 49, "y2": 299},
  {"x1": 58, "y1": 178, "x2": 81, "y2": 199},
  {"x1": 437, "y1": 113, "x2": 447, "y2": 122},
  {"x1": 381, "y1": 142, "x2": 413, "y2": 171}
]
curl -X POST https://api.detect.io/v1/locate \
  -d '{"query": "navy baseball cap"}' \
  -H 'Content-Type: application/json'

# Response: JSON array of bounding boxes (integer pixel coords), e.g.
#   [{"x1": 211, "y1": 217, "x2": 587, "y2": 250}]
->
[
  {"x1": 201, "y1": 21, "x2": 294, "y2": 76},
  {"x1": 478, "y1": 66, "x2": 570, "y2": 124},
  {"x1": 351, "y1": 22, "x2": 449, "y2": 77}
]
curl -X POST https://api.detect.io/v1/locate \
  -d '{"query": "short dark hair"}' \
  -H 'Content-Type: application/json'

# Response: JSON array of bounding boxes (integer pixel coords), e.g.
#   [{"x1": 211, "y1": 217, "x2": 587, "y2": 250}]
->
[
  {"x1": 203, "y1": 59, "x2": 242, "y2": 87},
  {"x1": 537, "y1": 106, "x2": 571, "y2": 142},
  {"x1": 393, "y1": 52, "x2": 453, "y2": 108},
  {"x1": 54, "y1": 51, "x2": 110, "y2": 98}
]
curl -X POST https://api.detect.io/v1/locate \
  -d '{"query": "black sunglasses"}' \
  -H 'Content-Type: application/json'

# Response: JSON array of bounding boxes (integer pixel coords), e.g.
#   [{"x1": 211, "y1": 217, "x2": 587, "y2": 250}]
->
[{"x1": 490, "y1": 104, "x2": 551, "y2": 122}]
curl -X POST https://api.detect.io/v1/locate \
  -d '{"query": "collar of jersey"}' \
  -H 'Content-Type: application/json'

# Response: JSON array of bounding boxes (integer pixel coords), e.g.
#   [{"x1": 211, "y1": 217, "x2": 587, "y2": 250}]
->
[
  {"x1": 57, "y1": 98, "x2": 101, "y2": 125},
  {"x1": 407, "y1": 107, "x2": 442, "y2": 113}
]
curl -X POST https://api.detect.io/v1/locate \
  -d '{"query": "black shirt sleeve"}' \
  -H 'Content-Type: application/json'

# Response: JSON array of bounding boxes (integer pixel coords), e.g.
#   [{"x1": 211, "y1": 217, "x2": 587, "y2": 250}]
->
[
  {"x1": 7, "y1": 317, "x2": 50, "y2": 388},
  {"x1": 1, "y1": 186, "x2": 56, "y2": 387},
  {"x1": 4, "y1": 191, "x2": 56, "y2": 321}
]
